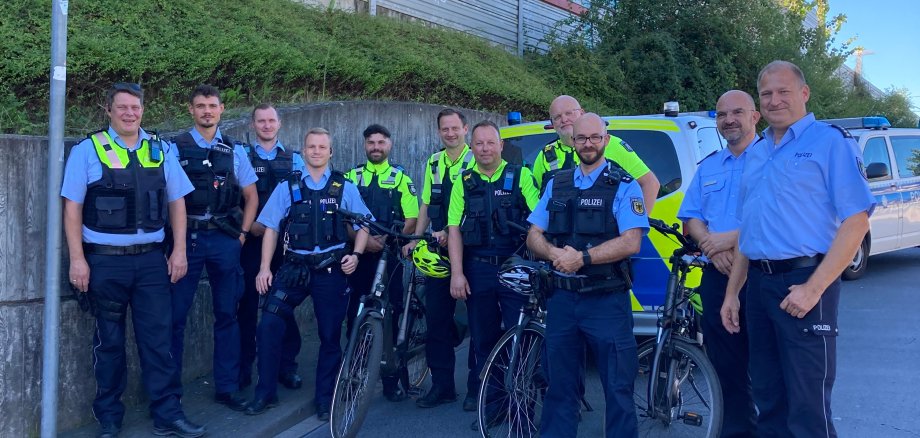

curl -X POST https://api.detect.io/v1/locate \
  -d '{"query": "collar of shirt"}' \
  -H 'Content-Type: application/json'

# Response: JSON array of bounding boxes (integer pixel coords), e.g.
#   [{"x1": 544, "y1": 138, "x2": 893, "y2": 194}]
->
[
  {"x1": 189, "y1": 127, "x2": 224, "y2": 148},
  {"x1": 441, "y1": 144, "x2": 471, "y2": 167},
  {"x1": 718, "y1": 136, "x2": 757, "y2": 165},
  {"x1": 470, "y1": 160, "x2": 508, "y2": 182},
  {"x1": 364, "y1": 160, "x2": 392, "y2": 175},
  {"x1": 302, "y1": 167, "x2": 332, "y2": 189},
  {"x1": 573, "y1": 163, "x2": 607, "y2": 189},
  {"x1": 763, "y1": 113, "x2": 816, "y2": 149},
  {"x1": 255, "y1": 140, "x2": 285, "y2": 160},
  {"x1": 108, "y1": 126, "x2": 150, "y2": 151}
]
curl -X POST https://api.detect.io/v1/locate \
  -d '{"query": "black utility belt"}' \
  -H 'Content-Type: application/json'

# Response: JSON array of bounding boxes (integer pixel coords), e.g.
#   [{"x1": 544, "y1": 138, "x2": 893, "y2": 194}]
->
[
  {"x1": 187, "y1": 218, "x2": 220, "y2": 230},
  {"x1": 467, "y1": 255, "x2": 510, "y2": 266},
  {"x1": 284, "y1": 249, "x2": 347, "y2": 270},
  {"x1": 84, "y1": 242, "x2": 163, "y2": 256},
  {"x1": 750, "y1": 254, "x2": 824, "y2": 275},
  {"x1": 553, "y1": 276, "x2": 627, "y2": 294}
]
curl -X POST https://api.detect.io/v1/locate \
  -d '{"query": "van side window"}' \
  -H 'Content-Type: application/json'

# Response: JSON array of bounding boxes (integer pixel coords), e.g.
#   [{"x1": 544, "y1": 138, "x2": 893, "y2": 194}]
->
[
  {"x1": 890, "y1": 136, "x2": 920, "y2": 178},
  {"x1": 862, "y1": 137, "x2": 893, "y2": 181},
  {"x1": 611, "y1": 130, "x2": 681, "y2": 198}
]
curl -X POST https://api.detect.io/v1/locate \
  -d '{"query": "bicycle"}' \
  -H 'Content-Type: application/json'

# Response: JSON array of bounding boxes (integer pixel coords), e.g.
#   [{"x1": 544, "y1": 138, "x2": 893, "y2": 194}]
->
[
  {"x1": 329, "y1": 209, "x2": 436, "y2": 438},
  {"x1": 634, "y1": 219, "x2": 723, "y2": 437}
]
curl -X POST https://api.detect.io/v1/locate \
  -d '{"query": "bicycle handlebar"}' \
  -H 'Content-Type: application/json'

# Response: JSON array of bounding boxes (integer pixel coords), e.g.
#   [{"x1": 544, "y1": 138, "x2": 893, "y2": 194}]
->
[
  {"x1": 648, "y1": 218, "x2": 699, "y2": 253},
  {"x1": 338, "y1": 208, "x2": 437, "y2": 244}
]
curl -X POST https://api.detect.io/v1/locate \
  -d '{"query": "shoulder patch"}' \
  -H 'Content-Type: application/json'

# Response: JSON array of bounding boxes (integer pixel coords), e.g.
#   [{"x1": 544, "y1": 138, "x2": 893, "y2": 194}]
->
[
  {"x1": 630, "y1": 197, "x2": 646, "y2": 216},
  {"x1": 620, "y1": 140, "x2": 634, "y2": 152},
  {"x1": 407, "y1": 182, "x2": 417, "y2": 195},
  {"x1": 829, "y1": 124, "x2": 853, "y2": 139}
]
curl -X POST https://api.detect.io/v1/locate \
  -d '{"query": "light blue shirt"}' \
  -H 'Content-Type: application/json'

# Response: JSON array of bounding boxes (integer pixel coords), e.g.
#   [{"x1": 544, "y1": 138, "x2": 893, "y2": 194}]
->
[
  {"x1": 168, "y1": 127, "x2": 259, "y2": 220},
  {"x1": 256, "y1": 168, "x2": 374, "y2": 255},
  {"x1": 738, "y1": 113, "x2": 876, "y2": 260},
  {"x1": 528, "y1": 163, "x2": 649, "y2": 235},
  {"x1": 61, "y1": 127, "x2": 195, "y2": 245},
  {"x1": 251, "y1": 140, "x2": 306, "y2": 175},
  {"x1": 678, "y1": 138, "x2": 753, "y2": 233}
]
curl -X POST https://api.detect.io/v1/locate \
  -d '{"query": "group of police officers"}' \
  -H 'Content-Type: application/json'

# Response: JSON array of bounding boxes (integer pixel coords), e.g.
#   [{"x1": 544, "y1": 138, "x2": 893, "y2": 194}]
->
[{"x1": 64, "y1": 58, "x2": 872, "y2": 438}]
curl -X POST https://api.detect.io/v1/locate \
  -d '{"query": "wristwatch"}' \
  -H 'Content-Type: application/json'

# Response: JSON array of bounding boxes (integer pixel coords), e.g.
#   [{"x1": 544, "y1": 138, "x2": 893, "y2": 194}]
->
[
  {"x1": 581, "y1": 249, "x2": 591, "y2": 266},
  {"x1": 352, "y1": 251, "x2": 364, "y2": 257},
  {"x1": 240, "y1": 230, "x2": 250, "y2": 238}
]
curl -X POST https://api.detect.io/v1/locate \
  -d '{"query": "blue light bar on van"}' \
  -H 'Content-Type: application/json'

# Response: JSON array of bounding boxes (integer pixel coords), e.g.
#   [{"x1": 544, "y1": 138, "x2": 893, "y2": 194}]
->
[
  {"x1": 507, "y1": 112, "x2": 522, "y2": 125},
  {"x1": 707, "y1": 110, "x2": 717, "y2": 118},
  {"x1": 822, "y1": 116, "x2": 891, "y2": 129}
]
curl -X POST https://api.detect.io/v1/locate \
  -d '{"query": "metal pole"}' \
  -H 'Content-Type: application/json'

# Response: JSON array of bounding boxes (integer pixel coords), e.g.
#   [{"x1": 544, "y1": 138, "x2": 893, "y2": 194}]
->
[
  {"x1": 41, "y1": 0, "x2": 69, "y2": 436},
  {"x1": 517, "y1": 0, "x2": 524, "y2": 56}
]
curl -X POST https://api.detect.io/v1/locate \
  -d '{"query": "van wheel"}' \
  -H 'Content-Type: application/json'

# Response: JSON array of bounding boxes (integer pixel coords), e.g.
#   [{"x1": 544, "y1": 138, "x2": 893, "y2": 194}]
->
[{"x1": 842, "y1": 238, "x2": 869, "y2": 281}]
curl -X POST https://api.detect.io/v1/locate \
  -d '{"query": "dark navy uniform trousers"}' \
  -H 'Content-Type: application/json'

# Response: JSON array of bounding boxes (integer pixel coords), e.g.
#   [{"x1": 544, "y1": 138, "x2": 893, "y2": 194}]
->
[
  {"x1": 254, "y1": 263, "x2": 349, "y2": 405},
  {"x1": 88, "y1": 250, "x2": 184, "y2": 425},
  {"x1": 239, "y1": 236, "x2": 299, "y2": 384},
  {"x1": 170, "y1": 229, "x2": 243, "y2": 394},
  {"x1": 424, "y1": 275, "x2": 477, "y2": 395},
  {"x1": 541, "y1": 289, "x2": 638, "y2": 438},
  {"x1": 699, "y1": 265, "x2": 757, "y2": 438},
  {"x1": 746, "y1": 265, "x2": 840, "y2": 438}
]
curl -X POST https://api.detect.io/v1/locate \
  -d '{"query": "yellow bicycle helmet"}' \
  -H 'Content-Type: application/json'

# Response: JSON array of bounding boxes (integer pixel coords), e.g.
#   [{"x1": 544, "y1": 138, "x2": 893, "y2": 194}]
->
[{"x1": 412, "y1": 240, "x2": 450, "y2": 278}]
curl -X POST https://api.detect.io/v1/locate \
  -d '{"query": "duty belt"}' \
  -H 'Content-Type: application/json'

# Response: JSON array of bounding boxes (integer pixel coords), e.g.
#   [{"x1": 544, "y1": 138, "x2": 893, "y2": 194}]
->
[
  {"x1": 553, "y1": 275, "x2": 626, "y2": 294},
  {"x1": 468, "y1": 255, "x2": 508, "y2": 266},
  {"x1": 750, "y1": 254, "x2": 824, "y2": 275},
  {"x1": 84, "y1": 242, "x2": 163, "y2": 256},
  {"x1": 187, "y1": 217, "x2": 221, "y2": 231},
  {"x1": 285, "y1": 249, "x2": 347, "y2": 270}
]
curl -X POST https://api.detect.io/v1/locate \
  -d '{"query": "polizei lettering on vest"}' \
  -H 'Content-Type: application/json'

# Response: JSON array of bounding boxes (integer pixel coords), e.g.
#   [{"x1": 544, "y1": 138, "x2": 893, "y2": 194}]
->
[{"x1": 579, "y1": 198, "x2": 603, "y2": 207}]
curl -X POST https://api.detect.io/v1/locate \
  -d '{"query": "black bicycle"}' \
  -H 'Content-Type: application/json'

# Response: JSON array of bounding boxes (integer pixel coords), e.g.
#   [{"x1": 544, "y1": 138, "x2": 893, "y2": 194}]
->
[
  {"x1": 329, "y1": 209, "x2": 435, "y2": 438},
  {"x1": 635, "y1": 219, "x2": 723, "y2": 437}
]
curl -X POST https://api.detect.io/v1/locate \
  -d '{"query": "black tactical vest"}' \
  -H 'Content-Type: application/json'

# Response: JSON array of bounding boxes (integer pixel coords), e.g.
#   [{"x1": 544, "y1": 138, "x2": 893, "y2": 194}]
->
[
  {"x1": 541, "y1": 140, "x2": 576, "y2": 191},
  {"x1": 173, "y1": 132, "x2": 241, "y2": 217},
  {"x1": 352, "y1": 164, "x2": 405, "y2": 229},
  {"x1": 545, "y1": 160, "x2": 631, "y2": 281},
  {"x1": 82, "y1": 131, "x2": 168, "y2": 234},
  {"x1": 459, "y1": 165, "x2": 529, "y2": 257},
  {"x1": 284, "y1": 171, "x2": 349, "y2": 252},
  {"x1": 427, "y1": 149, "x2": 473, "y2": 232},
  {"x1": 245, "y1": 145, "x2": 294, "y2": 213}
]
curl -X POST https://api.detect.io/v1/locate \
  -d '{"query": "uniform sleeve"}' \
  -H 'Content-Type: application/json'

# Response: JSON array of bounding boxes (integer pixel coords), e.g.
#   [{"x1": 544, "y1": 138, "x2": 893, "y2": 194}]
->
[
  {"x1": 613, "y1": 180, "x2": 650, "y2": 234},
  {"x1": 399, "y1": 173, "x2": 420, "y2": 219},
  {"x1": 163, "y1": 150, "x2": 195, "y2": 202},
  {"x1": 446, "y1": 176, "x2": 466, "y2": 227},
  {"x1": 256, "y1": 182, "x2": 292, "y2": 232},
  {"x1": 826, "y1": 135, "x2": 876, "y2": 220},
  {"x1": 60, "y1": 139, "x2": 93, "y2": 203},
  {"x1": 342, "y1": 182, "x2": 375, "y2": 230},
  {"x1": 292, "y1": 153, "x2": 306, "y2": 175},
  {"x1": 233, "y1": 145, "x2": 259, "y2": 187},
  {"x1": 421, "y1": 158, "x2": 434, "y2": 205},
  {"x1": 518, "y1": 167, "x2": 540, "y2": 211},
  {"x1": 527, "y1": 179, "x2": 553, "y2": 230},
  {"x1": 604, "y1": 135, "x2": 650, "y2": 179},
  {"x1": 677, "y1": 165, "x2": 705, "y2": 223},
  {"x1": 531, "y1": 149, "x2": 548, "y2": 189}
]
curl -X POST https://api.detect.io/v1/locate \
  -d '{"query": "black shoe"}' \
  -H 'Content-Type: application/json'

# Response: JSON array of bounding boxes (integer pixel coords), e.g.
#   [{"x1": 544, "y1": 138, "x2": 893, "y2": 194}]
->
[
  {"x1": 316, "y1": 402, "x2": 331, "y2": 422},
  {"x1": 415, "y1": 386, "x2": 457, "y2": 408},
  {"x1": 153, "y1": 418, "x2": 206, "y2": 438},
  {"x1": 383, "y1": 386, "x2": 407, "y2": 402},
  {"x1": 244, "y1": 396, "x2": 279, "y2": 416},
  {"x1": 98, "y1": 422, "x2": 120, "y2": 438},
  {"x1": 215, "y1": 392, "x2": 248, "y2": 411},
  {"x1": 463, "y1": 394, "x2": 478, "y2": 412},
  {"x1": 278, "y1": 371, "x2": 303, "y2": 389}
]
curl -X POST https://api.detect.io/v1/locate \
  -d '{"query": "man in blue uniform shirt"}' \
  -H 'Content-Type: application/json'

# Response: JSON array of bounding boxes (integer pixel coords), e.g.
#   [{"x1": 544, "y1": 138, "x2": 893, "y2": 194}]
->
[
  {"x1": 238, "y1": 103, "x2": 307, "y2": 391},
  {"x1": 168, "y1": 84, "x2": 260, "y2": 411},
  {"x1": 528, "y1": 113, "x2": 647, "y2": 438},
  {"x1": 62, "y1": 83, "x2": 205, "y2": 438},
  {"x1": 722, "y1": 61, "x2": 876, "y2": 438},
  {"x1": 245, "y1": 128, "x2": 372, "y2": 421},
  {"x1": 678, "y1": 90, "x2": 759, "y2": 437}
]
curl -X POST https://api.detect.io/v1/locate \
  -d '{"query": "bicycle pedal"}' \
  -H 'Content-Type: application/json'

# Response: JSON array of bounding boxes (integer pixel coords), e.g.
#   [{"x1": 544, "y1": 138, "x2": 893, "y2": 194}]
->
[{"x1": 681, "y1": 412, "x2": 703, "y2": 426}]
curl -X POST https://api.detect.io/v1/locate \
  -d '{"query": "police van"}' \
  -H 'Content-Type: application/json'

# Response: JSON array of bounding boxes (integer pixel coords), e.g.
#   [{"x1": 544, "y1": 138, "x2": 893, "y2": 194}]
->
[
  {"x1": 825, "y1": 117, "x2": 920, "y2": 280},
  {"x1": 500, "y1": 103, "x2": 726, "y2": 336}
]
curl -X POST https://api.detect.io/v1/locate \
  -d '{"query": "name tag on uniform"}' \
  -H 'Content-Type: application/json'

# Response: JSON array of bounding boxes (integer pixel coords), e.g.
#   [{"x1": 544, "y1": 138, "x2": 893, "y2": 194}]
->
[{"x1": 703, "y1": 180, "x2": 717, "y2": 187}]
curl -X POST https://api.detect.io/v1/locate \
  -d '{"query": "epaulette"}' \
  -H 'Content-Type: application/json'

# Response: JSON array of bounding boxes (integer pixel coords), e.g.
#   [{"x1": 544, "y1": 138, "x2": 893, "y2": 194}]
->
[
  {"x1": 391, "y1": 163, "x2": 405, "y2": 172},
  {"x1": 828, "y1": 124, "x2": 853, "y2": 139},
  {"x1": 620, "y1": 139, "x2": 634, "y2": 152},
  {"x1": 605, "y1": 160, "x2": 633, "y2": 184},
  {"x1": 696, "y1": 149, "x2": 718, "y2": 166}
]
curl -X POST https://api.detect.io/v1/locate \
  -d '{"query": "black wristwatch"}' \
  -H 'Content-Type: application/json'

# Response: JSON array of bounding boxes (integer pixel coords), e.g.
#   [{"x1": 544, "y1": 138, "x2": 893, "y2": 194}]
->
[
  {"x1": 352, "y1": 251, "x2": 364, "y2": 257},
  {"x1": 581, "y1": 249, "x2": 591, "y2": 266},
  {"x1": 240, "y1": 230, "x2": 250, "y2": 238}
]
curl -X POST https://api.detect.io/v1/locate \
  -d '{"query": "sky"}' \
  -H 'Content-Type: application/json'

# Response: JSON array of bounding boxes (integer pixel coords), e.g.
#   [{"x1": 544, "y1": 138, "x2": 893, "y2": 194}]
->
[{"x1": 829, "y1": 0, "x2": 920, "y2": 111}]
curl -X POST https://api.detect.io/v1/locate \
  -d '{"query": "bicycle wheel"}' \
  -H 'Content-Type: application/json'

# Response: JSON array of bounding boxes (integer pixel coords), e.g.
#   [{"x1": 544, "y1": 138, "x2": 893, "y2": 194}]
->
[
  {"x1": 404, "y1": 297, "x2": 429, "y2": 390},
  {"x1": 478, "y1": 325, "x2": 546, "y2": 438},
  {"x1": 634, "y1": 337, "x2": 723, "y2": 438},
  {"x1": 330, "y1": 315, "x2": 384, "y2": 438}
]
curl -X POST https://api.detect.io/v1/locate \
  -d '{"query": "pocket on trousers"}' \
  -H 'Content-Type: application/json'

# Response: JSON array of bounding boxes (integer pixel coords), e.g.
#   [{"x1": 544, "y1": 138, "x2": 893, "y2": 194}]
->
[{"x1": 797, "y1": 320, "x2": 838, "y2": 337}]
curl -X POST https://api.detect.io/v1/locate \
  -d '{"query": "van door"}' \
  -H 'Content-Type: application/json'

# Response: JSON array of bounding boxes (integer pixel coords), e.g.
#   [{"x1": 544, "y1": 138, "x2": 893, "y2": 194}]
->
[
  {"x1": 862, "y1": 136, "x2": 901, "y2": 253},
  {"x1": 889, "y1": 135, "x2": 920, "y2": 247}
]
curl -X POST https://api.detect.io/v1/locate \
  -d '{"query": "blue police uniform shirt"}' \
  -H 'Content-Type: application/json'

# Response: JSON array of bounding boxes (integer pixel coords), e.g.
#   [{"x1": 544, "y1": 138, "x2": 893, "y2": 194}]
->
[
  {"x1": 256, "y1": 167, "x2": 374, "y2": 255},
  {"x1": 678, "y1": 138, "x2": 754, "y2": 233},
  {"x1": 528, "y1": 163, "x2": 649, "y2": 235},
  {"x1": 253, "y1": 140, "x2": 307, "y2": 175},
  {"x1": 738, "y1": 113, "x2": 876, "y2": 260},
  {"x1": 168, "y1": 127, "x2": 260, "y2": 220},
  {"x1": 61, "y1": 127, "x2": 195, "y2": 245}
]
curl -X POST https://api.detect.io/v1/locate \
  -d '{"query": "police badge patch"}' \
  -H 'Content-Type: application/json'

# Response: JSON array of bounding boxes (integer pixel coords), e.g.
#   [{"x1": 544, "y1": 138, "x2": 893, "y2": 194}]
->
[
  {"x1": 857, "y1": 157, "x2": 868, "y2": 181},
  {"x1": 631, "y1": 197, "x2": 645, "y2": 215},
  {"x1": 408, "y1": 183, "x2": 417, "y2": 195}
]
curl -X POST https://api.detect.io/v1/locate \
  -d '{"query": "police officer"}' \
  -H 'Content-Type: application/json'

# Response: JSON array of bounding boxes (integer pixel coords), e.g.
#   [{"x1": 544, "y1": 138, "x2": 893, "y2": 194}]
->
[
  {"x1": 446, "y1": 120, "x2": 540, "y2": 428},
  {"x1": 169, "y1": 84, "x2": 259, "y2": 411},
  {"x1": 402, "y1": 108, "x2": 478, "y2": 409},
  {"x1": 678, "y1": 90, "x2": 759, "y2": 437},
  {"x1": 527, "y1": 113, "x2": 647, "y2": 438},
  {"x1": 238, "y1": 103, "x2": 307, "y2": 390},
  {"x1": 533, "y1": 95, "x2": 660, "y2": 212},
  {"x1": 245, "y1": 128, "x2": 372, "y2": 421},
  {"x1": 62, "y1": 83, "x2": 205, "y2": 438},
  {"x1": 344, "y1": 124, "x2": 419, "y2": 402},
  {"x1": 722, "y1": 61, "x2": 875, "y2": 438}
]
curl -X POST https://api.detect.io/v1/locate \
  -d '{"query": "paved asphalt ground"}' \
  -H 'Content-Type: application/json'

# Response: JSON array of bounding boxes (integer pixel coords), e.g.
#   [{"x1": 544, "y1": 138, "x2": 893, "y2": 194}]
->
[{"x1": 281, "y1": 247, "x2": 920, "y2": 438}]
